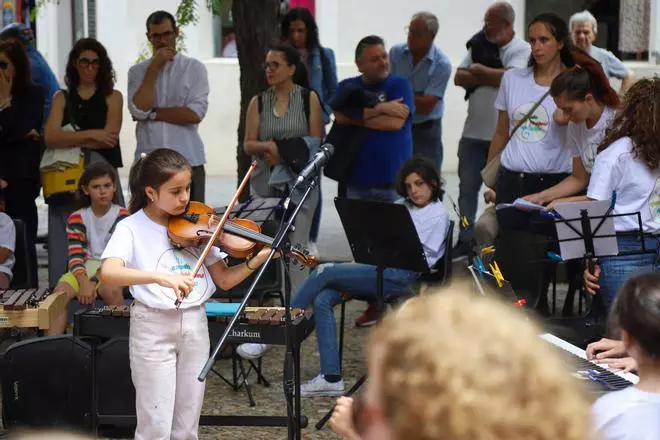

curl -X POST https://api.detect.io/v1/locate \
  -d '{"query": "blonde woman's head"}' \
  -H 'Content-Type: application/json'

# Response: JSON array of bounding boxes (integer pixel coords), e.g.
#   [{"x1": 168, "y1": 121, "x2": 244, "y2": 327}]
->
[{"x1": 357, "y1": 287, "x2": 591, "y2": 440}]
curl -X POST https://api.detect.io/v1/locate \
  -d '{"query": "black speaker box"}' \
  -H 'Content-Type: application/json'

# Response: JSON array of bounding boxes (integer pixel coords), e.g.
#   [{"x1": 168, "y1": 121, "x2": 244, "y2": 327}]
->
[
  {"x1": 1, "y1": 336, "x2": 92, "y2": 431},
  {"x1": 96, "y1": 337, "x2": 135, "y2": 416}
]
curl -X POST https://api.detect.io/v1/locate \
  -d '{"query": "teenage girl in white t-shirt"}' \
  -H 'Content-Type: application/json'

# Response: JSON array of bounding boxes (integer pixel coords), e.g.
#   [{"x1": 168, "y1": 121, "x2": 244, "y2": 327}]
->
[
  {"x1": 99, "y1": 149, "x2": 276, "y2": 440},
  {"x1": 485, "y1": 12, "x2": 576, "y2": 309},
  {"x1": 524, "y1": 50, "x2": 619, "y2": 209},
  {"x1": 591, "y1": 272, "x2": 660, "y2": 440},
  {"x1": 584, "y1": 78, "x2": 660, "y2": 310}
]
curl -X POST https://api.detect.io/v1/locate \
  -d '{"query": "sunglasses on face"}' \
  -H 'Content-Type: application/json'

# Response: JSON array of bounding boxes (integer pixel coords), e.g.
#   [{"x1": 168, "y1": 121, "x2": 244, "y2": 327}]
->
[
  {"x1": 78, "y1": 58, "x2": 100, "y2": 68},
  {"x1": 263, "y1": 61, "x2": 283, "y2": 71},
  {"x1": 0, "y1": 61, "x2": 8, "y2": 70}
]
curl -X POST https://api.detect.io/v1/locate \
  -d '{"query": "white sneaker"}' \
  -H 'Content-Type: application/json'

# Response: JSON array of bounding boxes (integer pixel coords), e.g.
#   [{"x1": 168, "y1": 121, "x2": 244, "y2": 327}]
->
[
  {"x1": 300, "y1": 374, "x2": 345, "y2": 397},
  {"x1": 236, "y1": 343, "x2": 272, "y2": 360}
]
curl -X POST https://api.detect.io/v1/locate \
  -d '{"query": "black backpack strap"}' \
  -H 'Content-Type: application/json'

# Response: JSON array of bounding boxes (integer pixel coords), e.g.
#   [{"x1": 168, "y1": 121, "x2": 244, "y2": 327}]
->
[
  {"x1": 257, "y1": 93, "x2": 263, "y2": 115},
  {"x1": 302, "y1": 88, "x2": 311, "y2": 123}
]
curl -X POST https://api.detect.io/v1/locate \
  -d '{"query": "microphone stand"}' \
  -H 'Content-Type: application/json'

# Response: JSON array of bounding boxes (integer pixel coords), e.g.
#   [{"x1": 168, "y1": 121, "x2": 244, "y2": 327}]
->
[{"x1": 199, "y1": 175, "x2": 319, "y2": 440}]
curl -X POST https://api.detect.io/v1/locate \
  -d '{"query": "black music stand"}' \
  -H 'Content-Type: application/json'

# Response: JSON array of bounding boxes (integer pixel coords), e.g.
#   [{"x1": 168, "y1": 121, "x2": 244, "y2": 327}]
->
[
  {"x1": 551, "y1": 199, "x2": 648, "y2": 325},
  {"x1": 315, "y1": 198, "x2": 429, "y2": 430}
]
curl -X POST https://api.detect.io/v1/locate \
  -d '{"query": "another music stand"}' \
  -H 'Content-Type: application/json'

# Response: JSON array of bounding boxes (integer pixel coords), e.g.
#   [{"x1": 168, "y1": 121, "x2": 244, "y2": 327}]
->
[
  {"x1": 315, "y1": 198, "x2": 429, "y2": 430},
  {"x1": 551, "y1": 199, "x2": 647, "y2": 324}
]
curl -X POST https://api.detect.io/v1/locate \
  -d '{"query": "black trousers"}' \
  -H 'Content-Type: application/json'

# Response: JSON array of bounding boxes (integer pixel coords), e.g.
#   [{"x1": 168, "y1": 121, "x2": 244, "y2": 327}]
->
[
  {"x1": 494, "y1": 167, "x2": 570, "y2": 308},
  {"x1": 191, "y1": 165, "x2": 206, "y2": 203},
  {"x1": 3, "y1": 178, "x2": 40, "y2": 286}
]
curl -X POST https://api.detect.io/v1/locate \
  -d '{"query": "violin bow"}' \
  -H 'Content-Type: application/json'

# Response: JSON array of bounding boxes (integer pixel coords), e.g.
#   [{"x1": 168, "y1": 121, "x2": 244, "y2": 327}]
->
[{"x1": 175, "y1": 160, "x2": 258, "y2": 309}]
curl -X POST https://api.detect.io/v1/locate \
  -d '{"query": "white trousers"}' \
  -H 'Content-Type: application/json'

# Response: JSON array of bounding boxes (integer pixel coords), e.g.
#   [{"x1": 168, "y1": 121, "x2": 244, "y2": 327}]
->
[{"x1": 129, "y1": 301, "x2": 209, "y2": 440}]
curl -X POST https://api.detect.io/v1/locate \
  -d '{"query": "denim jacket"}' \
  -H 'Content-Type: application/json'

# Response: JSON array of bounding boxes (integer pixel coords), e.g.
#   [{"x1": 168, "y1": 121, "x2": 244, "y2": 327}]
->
[{"x1": 307, "y1": 47, "x2": 338, "y2": 124}]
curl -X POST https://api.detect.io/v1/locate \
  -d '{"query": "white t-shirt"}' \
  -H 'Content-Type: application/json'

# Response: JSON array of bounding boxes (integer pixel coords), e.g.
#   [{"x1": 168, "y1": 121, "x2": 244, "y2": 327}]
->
[
  {"x1": 405, "y1": 199, "x2": 450, "y2": 268},
  {"x1": 0, "y1": 213, "x2": 15, "y2": 281},
  {"x1": 101, "y1": 209, "x2": 228, "y2": 310},
  {"x1": 460, "y1": 35, "x2": 531, "y2": 141},
  {"x1": 495, "y1": 68, "x2": 572, "y2": 174},
  {"x1": 592, "y1": 387, "x2": 660, "y2": 440},
  {"x1": 566, "y1": 106, "x2": 616, "y2": 173},
  {"x1": 80, "y1": 204, "x2": 122, "y2": 260},
  {"x1": 588, "y1": 136, "x2": 660, "y2": 233}
]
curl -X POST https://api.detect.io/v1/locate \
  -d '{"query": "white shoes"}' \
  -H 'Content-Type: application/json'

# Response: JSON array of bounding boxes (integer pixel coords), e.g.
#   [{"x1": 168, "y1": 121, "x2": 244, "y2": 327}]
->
[
  {"x1": 300, "y1": 374, "x2": 345, "y2": 397},
  {"x1": 236, "y1": 343, "x2": 272, "y2": 360}
]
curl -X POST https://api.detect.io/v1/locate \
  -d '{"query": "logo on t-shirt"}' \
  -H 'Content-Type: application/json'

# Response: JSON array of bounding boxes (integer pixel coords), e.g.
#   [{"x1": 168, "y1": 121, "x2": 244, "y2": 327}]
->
[
  {"x1": 512, "y1": 102, "x2": 550, "y2": 142},
  {"x1": 582, "y1": 141, "x2": 598, "y2": 170},
  {"x1": 155, "y1": 248, "x2": 210, "y2": 300},
  {"x1": 649, "y1": 177, "x2": 660, "y2": 222}
]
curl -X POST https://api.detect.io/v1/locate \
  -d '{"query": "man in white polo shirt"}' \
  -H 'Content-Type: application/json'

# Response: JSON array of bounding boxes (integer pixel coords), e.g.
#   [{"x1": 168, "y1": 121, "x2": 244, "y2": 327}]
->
[{"x1": 570, "y1": 10, "x2": 635, "y2": 94}]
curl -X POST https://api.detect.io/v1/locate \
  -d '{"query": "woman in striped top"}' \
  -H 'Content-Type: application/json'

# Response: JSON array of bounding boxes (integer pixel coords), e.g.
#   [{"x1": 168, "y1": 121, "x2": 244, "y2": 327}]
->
[
  {"x1": 48, "y1": 162, "x2": 128, "y2": 335},
  {"x1": 244, "y1": 43, "x2": 323, "y2": 290}
]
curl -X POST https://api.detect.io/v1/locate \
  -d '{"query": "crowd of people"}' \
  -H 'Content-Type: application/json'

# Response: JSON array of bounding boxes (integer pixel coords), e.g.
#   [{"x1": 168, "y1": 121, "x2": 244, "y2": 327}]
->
[{"x1": 0, "y1": 2, "x2": 659, "y2": 440}]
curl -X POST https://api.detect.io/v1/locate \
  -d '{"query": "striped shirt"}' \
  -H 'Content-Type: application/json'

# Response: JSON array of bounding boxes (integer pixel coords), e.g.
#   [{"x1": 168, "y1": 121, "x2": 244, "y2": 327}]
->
[
  {"x1": 67, "y1": 205, "x2": 129, "y2": 275},
  {"x1": 250, "y1": 84, "x2": 310, "y2": 198}
]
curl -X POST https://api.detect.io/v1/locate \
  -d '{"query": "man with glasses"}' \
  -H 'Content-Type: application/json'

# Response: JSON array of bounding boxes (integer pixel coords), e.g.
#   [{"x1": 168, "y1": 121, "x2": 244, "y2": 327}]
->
[
  {"x1": 451, "y1": 2, "x2": 529, "y2": 259},
  {"x1": 128, "y1": 10, "x2": 210, "y2": 202},
  {"x1": 389, "y1": 11, "x2": 451, "y2": 170}
]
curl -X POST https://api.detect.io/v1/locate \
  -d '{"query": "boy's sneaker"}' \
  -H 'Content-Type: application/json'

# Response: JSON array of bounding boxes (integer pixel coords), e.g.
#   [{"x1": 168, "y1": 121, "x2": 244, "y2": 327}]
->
[
  {"x1": 236, "y1": 343, "x2": 272, "y2": 360},
  {"x1": 300, "y1": 374, "x2": 345, "y2": 397},
  {"x1": 354, "y1": 303, "x2": 379, "y2": 327}
]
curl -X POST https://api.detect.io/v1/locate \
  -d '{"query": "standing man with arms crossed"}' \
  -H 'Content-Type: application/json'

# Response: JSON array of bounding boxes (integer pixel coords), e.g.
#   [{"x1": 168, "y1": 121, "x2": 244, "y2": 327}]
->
[
  {"x1": 452, "y1": 2, "x2": 530, "y2": 258},
  {"x1": 128, "y1": 10, "x2": 210, "y2": 202}
]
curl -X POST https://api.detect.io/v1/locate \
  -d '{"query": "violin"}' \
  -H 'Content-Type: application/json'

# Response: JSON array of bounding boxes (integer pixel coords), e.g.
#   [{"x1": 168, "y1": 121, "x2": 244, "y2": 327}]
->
[{"x1": 168, "y1": 201, "x2": 317, "y2": 268}]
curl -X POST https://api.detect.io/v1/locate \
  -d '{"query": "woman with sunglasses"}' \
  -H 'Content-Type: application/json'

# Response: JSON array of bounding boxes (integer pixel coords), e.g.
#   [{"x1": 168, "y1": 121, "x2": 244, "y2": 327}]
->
[
  {"x1": 44, "y1": 38, "x2": 124, "y2": 287},
  {"x1": 329, "y1": 288, "x2": 591, "y2": 440},
  {"x1": 243, "y1": 43, "x2": 324, "y2": 291},
  {"x1": 0, "y1": 40, "x2": 44, "y2": 285}
]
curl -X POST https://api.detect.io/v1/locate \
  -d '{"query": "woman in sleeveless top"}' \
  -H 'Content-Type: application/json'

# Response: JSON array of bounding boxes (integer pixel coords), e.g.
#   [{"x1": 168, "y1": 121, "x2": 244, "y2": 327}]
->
[
  {"x1": 244, "y1": 43, "x2": 323, "y2": 291},
  {"x1": 44, "y1": 38, "x2": 124, "y2": 287}
]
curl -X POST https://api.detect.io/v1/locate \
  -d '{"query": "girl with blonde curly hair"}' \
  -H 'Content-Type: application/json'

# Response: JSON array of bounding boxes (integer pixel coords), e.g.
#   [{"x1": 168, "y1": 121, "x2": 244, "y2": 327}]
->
[{"x1": 330, "y1": 288, "x2": 591, "y2": 440}]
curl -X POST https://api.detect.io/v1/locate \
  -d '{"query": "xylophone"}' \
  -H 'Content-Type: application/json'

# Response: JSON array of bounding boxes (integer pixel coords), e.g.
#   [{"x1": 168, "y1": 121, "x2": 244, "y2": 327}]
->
[
  {"x1": 0, "y1": 288, "x2": 67, "y2": 330},
  {"x1": 74, "y1": 304, "x2": 315, "y2": 346},
  {"x1": 541, "y1": 333, "x2": 638, "y2": 395}
]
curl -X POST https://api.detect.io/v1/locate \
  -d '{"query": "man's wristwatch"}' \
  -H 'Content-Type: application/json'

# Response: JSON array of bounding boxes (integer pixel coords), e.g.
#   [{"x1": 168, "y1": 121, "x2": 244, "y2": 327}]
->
[{"x1": 147, "y1": 110, "x2": 157, "y2": 121}]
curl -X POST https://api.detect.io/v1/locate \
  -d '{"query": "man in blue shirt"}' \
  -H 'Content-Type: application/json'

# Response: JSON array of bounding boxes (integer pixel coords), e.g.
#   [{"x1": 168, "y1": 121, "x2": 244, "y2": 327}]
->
[
  {"x1": 333, "y1": 35, "x2": 414, "y2": 327},
  {"x1": 390, "y1": 11, "x2": 451, "y2": 170},
  {"x1": 334, "y1": 35, "x2": 414, "y2": 204},
  {"x1": 0, "y1": 23, "x2": 60, "y2": 128}
]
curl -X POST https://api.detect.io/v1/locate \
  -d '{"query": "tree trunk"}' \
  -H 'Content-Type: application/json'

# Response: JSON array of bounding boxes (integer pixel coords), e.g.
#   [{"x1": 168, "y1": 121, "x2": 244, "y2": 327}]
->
[{"x1": 232, "y1": 0, "x2": 280, "y2": 201}]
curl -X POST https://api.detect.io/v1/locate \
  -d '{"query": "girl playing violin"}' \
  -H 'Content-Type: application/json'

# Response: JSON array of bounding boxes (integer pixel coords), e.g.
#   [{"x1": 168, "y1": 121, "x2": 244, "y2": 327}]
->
[{"x1": 98, "y1": 148, "x2": 274, "y2": 440}]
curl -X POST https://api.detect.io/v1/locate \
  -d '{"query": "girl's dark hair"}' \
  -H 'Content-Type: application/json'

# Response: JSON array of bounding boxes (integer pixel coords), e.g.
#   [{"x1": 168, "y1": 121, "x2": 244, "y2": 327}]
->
[
  {"x1": 65, "y1": 38, "x2": 116, "y2": 96},
  {"x1": 280, "y1": 7, "x2": 321, "y2": 52},
  {"x1": 395, "y1": 157, "x2": 444, "y2": 201},
  {"x1": 610, "y1": 272, "x2": 660, "y2": 358},
  {"x1": 75, "y1": 162, "x2": 117, "y2": 208},
  {"x1": 598, "y1": 77, "x2": 660, "y2": 169},
  {"x1": 550, "y1": 47, "x2": 620, "y2": 108},
  {"x1": 269, "y1": 43, "x2": 310, "y2": 89},
  {"x1": 528, "y1": 12, "x2": 575, "y2": 69},
  {"x1": 0, "y1": 40, "x2": 31, "y2": 93},
  {"x1": 128, "y1": 148, "x2": 191, "y2": 214}
]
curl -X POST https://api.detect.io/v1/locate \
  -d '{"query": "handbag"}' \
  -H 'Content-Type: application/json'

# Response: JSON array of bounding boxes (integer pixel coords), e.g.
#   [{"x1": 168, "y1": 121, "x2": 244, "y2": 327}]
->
[
  {"x1": 40, "y1": 90, "x2": 86, "y2": 201},
  {"x1": 481, "y1": 89, "x2": 552, "y2": 188}
]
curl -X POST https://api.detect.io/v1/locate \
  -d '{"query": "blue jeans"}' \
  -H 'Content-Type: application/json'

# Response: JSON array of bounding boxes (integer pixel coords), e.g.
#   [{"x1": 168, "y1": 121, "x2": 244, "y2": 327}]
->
[
  {"x1": 457, "y1": 137, "x2": 490, "y2": 244},
  {"x1": 599, "y1": 235, "x2": 660, "y2": 310},
  {"x1": 345, "y1": 186, "x2": 399, "y2": 203},
  {"x1": 291, "y1": 263, "x2": 419, "y2": 376}
]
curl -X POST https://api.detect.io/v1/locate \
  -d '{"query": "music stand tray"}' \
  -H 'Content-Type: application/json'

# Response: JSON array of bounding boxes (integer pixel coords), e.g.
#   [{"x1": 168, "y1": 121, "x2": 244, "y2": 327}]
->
[{"x1": 334, "y1": 198, "x2": 429, "y2": 274}]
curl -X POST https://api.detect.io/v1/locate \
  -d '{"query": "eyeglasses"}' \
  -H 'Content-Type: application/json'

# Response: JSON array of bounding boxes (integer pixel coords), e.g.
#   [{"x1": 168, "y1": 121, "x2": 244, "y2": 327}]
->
[
  {"x1": 263, "y1": 61, "x2": 283, "y2": 71},
  {"x1": 78, "y1": 58, "x2": 100, "y2": 68},
  {"x1": 0, "y1": 61, "x2": 8, "y2": 70},
  {"x1": 148, "y1": 31, "x2": 175, "y2": 41}
]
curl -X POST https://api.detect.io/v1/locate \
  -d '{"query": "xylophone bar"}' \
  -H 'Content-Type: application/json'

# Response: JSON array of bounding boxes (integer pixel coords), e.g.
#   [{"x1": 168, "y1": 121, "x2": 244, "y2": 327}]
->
[{"x1": 0, "y1": 288, "x2": 67, "y2": 329}]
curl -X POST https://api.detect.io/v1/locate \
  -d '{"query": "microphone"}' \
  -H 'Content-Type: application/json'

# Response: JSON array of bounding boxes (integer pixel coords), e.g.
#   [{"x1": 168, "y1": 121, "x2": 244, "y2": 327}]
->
[{"x1": 295, "y1": 143, "x2": 335, "y2": 186}]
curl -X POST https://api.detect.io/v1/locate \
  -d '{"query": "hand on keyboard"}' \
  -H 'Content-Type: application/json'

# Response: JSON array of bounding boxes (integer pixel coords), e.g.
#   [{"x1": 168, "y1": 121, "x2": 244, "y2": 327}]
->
[
  {"x1": 595, "y1": 356, "x2": 637, "y2": 373},
  {"x1": 587, "y1": 338, "x2": 626, "y2": 361}
]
